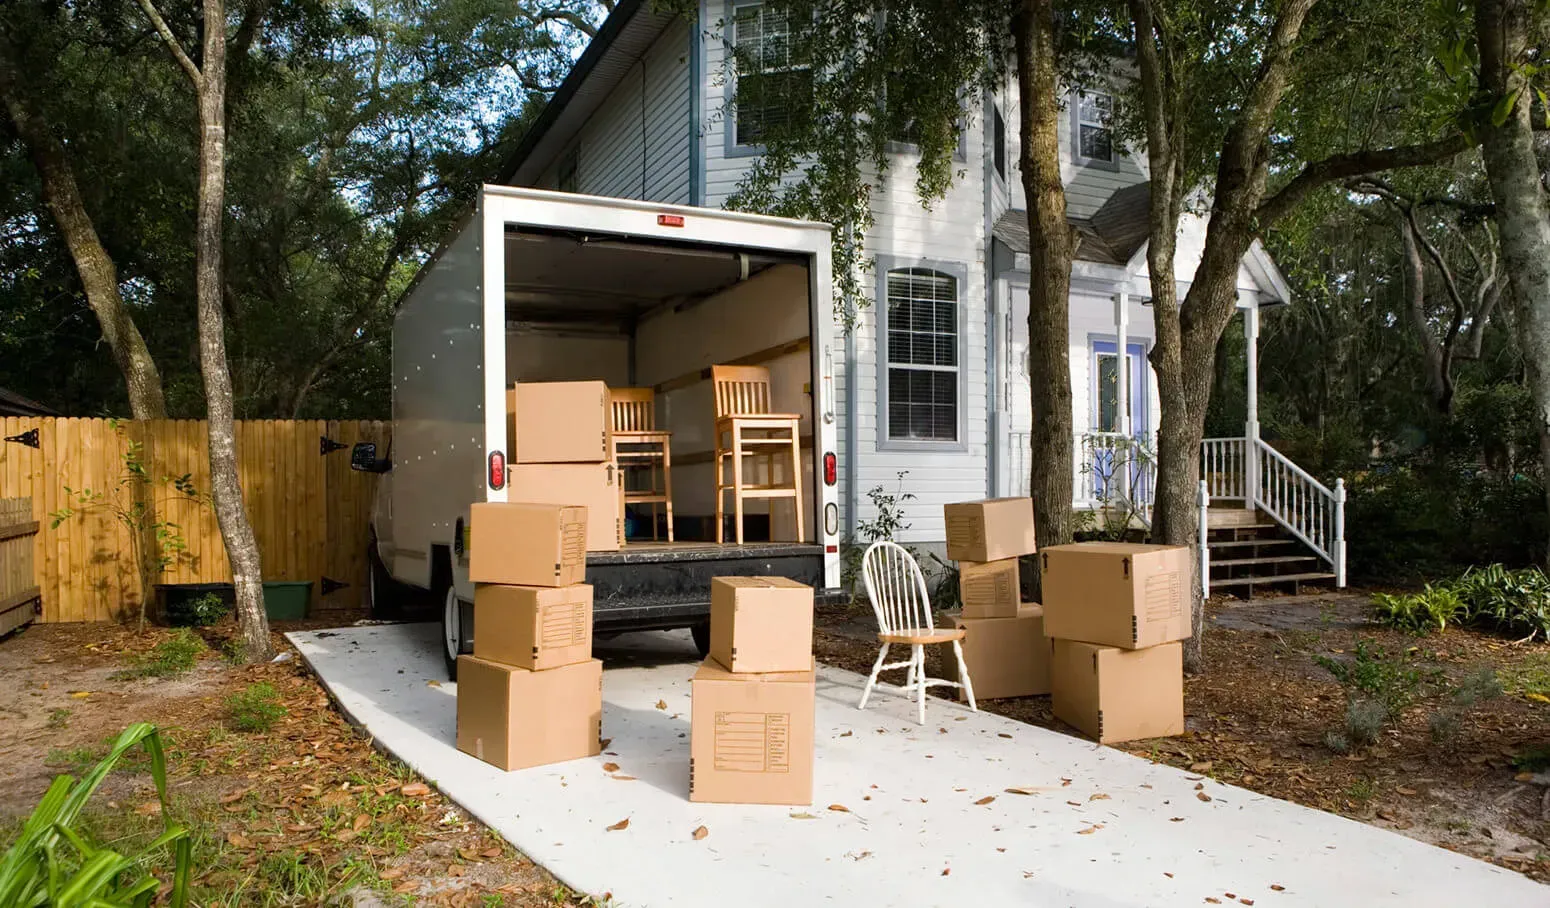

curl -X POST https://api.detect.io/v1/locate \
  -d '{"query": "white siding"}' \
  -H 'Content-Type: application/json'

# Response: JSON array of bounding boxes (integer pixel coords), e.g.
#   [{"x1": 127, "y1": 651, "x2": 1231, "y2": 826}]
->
[{"x1": 535, "y1": 19, "x2": 692, "y2": 204}]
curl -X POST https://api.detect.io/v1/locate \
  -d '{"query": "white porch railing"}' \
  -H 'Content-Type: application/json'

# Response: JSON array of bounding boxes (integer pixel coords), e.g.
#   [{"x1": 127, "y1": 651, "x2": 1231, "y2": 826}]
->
[
  {"x1": 1006, "y1": 431, "x2": 1158, "y2": 517},
  {"x1": 1200, "y1": 435, "x2": 1347, "y2": 586}
]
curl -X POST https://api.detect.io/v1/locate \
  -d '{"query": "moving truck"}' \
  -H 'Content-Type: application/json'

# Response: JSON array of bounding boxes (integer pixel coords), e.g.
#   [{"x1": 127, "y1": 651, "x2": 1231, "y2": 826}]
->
[{"x1": 352, "y1": 185, "x2": 842, "y2": 677}]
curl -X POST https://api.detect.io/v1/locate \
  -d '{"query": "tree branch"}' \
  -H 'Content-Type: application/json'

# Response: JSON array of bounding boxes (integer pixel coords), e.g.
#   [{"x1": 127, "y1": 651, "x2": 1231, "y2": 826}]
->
[
  {"x1": 1256, "y1": 133, "x2": 1474, "y2": 226},
  {"x1": 134, "y1": 0, "x2": 203, "y2": 88}
]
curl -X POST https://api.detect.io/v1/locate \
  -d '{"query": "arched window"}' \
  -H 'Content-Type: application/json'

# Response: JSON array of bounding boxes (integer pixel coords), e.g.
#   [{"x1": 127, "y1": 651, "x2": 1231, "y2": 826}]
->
[{"x1": 882, "y1": 267, "x2": 960, "y2": 443}]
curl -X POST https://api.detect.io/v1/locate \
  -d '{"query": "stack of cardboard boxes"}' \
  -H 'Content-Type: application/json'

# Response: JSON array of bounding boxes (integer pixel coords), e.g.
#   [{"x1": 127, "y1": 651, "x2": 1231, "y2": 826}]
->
[
  {"x1": 504, "y1": 380, "x2": 624, "y2": 553},
  {"x1": 689, "y1": 577, "x2": 816, "y2": 805},
  {"x1": 454, "y1": 502, "x2": 602, "y2": 771},
  {"x1": 940, "y1": 498, "x2": 1050, "y2": 700},
  {"x1": 1041, "y1": 542, "x2": 1191, "y2": 743}
]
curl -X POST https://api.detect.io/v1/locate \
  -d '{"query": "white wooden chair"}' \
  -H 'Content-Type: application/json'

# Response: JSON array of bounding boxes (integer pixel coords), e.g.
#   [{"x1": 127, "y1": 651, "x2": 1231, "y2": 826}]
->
[{"x1": 857, "y1": 541, "x2": 976, "y2": 724}]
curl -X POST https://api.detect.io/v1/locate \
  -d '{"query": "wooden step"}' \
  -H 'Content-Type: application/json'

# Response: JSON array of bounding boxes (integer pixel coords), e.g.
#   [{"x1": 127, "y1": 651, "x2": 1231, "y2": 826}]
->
[
  {"x1": 1210, "y1": 554, "x2": 1318, "y2": 568},
  {"x1": 1211, "y1": 571, "x2": 1336, "y2": 588},
  {"x1": 1207, "y1": 523, "x2": 1282, "y2": 533},
  {"x1": 1206, "y1": 509, "x2": 1266, "y2": 529},
  {"x1": 1208, "y1": 538, "x2": 1295, "y2": 550}
]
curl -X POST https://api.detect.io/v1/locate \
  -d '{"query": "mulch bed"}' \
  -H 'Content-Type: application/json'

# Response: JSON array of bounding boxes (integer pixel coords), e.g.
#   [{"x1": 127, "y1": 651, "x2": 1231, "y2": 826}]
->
[{"x1": 816, "y1": 591, "x2": 1550, "y2": 882}]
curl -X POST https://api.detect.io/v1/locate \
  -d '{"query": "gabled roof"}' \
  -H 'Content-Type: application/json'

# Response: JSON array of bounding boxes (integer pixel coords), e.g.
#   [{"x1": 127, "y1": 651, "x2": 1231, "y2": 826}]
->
[{"x1": 493, "y1": 0, "x2": 674, "y2": 187}]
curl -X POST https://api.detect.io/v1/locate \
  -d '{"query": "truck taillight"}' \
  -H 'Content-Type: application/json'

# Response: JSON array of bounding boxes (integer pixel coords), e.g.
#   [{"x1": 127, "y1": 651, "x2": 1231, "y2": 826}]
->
[
  {"x1": 488, "y1": 451, "x2": 506, "y2": 490},
  {"x1": 823, "y1": 452, "x2": 837, "y2": 486}
]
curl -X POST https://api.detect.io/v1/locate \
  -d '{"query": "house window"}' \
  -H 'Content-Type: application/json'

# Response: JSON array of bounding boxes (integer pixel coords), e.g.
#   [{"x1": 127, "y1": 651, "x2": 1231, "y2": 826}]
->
[
  {"x1": 1076, "y1": 91, "x2": 1113, "y2": 163},
  {"x1": 993, "y1": 104, "x2": 1006, "y2": 179},
  {"x1": 557, "y1": 147, "x2": 579, "y2": 193},
  {"x1": 885, "y1": 268, "x2": 960, "y2": 442},
  {"x1": 1095, "y1": 351, "x2": 1130, "y2": 433},
  {"x1": 732, "y1": 2, "x2": 812, "y2": 146}
]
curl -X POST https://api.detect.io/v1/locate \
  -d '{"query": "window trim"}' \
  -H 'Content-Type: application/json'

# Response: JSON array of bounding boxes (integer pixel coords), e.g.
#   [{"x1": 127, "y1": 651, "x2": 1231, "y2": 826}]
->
[
  {"x1": 1071, "y1": 89, "x2": 1120, "y2": 172},
  {"x1": 876, "y1": 256, "x2": 970, "y2": 452},
  {"x1": 723, "y1": 0, "x2": 811, "y2": 157}
]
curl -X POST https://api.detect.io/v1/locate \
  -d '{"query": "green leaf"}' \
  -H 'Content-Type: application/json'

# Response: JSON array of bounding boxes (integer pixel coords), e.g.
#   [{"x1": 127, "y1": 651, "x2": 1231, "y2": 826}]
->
[{"x1": 1492, "y1": 89, "x2": 1520, "y2": 126}]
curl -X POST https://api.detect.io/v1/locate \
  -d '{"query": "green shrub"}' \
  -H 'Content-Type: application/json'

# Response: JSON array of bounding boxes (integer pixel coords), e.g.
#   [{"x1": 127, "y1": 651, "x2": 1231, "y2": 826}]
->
[
  {"x1": 226, "y1": 682, "x2": 287, "y2": 732},
  {"x1": 182, "y1": 592, "x2": 231, "y2": 627},
  {"x1": 115, "y1": 629, "x2": 204, "y2": 680},
  {"x1": 0, "y1": 723, "x2": 192, "y2": 906},
  {"x1": 1343, "y1": 699, "x2": 1387, "y2": 746},
  {"x1": 1370, "y1": 565, "x2": 1550, "y2": 642},
  {"x1": 1314, "y1": 639, "x2": 1423, "y2": 716},
  {"x1": 1371, "y1": 585, "x2": 1463, "y2": 634}
]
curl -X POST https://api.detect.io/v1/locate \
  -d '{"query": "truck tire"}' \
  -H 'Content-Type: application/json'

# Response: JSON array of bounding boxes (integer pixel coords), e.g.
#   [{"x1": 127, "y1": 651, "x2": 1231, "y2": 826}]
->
[
  {"x1": 690, "y1": 620, "x2": 711, "y2": 659},
  {"x1": 441, "y1": 585, "x2": 470, "y2": 681}
]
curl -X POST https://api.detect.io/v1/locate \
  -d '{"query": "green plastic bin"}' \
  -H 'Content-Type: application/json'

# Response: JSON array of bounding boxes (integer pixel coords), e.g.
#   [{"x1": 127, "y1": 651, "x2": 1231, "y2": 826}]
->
[{"x1": 261, "y1": 581, "x2": 313, "y2": 621}]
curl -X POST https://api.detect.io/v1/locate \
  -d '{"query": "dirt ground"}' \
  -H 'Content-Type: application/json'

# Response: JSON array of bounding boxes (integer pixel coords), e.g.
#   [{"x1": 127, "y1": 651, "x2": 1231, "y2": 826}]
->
[
  {"x1": 816, "y1": 590, "x2": 1550, "y2": 883},
  {"x1": 0, "y1": 619, "x2": 602, "y2": 907}
]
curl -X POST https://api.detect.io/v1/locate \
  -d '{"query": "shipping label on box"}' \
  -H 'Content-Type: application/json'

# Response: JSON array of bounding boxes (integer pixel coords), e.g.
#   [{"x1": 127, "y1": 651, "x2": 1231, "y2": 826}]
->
[
  {"x1": 473, "y1": 584, "x2": 593, "y2": 671},
  {"x1": 958, "y1": 559, "x2": 1020, "y2": 619},
  {"x1": 469, "y1": 502, "x2": 587, "y2": 587},
  {"x1": 944, "y1": 498, "x2": 1037, "y2": 562},
  {"x1": 712, "y1": 711, "x2": 791, "y2": 773},
  {"x1": 1040, "y1": 542, "x2": 1191, "y2": 649}
]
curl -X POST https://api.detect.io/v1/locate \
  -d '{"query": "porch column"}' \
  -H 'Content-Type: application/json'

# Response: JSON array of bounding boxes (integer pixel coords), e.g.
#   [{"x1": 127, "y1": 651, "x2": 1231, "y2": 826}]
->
[
  {"x1": 1114, "y1": 290, "x2": 1131, "y2": 502},
  {"x1": 1244, "y1": 301, "x2": 1261, "y2": 509}
]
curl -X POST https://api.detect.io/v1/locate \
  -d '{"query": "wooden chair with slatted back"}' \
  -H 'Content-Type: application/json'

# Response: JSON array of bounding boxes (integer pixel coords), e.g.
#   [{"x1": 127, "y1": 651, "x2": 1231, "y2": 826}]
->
[
  {"x1": 711, "y1": 364, "x2": 804, "y2": 545},
  {"x1": 609, "y1": 387, "x2": 673, "y2": 542}
]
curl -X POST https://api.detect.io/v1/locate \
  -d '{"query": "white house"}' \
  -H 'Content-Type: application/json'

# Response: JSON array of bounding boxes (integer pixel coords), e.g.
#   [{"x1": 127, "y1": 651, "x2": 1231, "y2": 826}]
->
[{"x1": 490, "y1": 0, "x2": 1345, "y2": 591}]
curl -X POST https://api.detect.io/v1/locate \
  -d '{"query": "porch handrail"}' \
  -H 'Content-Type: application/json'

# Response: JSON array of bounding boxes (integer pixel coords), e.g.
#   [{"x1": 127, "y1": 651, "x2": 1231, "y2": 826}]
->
[
  {"x1": 1256, "y1": 438, "x2": 1334, "y2": 499},
  {"x1": 1249, "y1": 436, "x2": 1346, "y2": 585}
]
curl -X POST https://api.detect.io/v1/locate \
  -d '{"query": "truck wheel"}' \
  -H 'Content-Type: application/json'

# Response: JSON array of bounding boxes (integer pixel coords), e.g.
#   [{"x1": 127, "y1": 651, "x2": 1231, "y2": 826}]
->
[
  {"x1": 690, "y1": 621, "x2": 711, "y2": 659},
  {"x1": 441, "y1": 585, "x2": 469, "y2": 680}
]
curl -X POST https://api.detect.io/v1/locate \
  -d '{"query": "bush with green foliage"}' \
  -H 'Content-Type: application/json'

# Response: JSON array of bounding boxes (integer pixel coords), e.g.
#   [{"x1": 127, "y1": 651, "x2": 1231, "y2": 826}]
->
[
  {"x1": 1370, "y1": 564, "x2": 1550, "y2": 641},
  {"x1": 225, "y1": 682, "x2": 287, "y2": 733},
  {"x1": 840, "y1": 472, "x2": 917, "y2": 599},
  {"x1": 114, "y1": 630, "x2": 204, "y2": 681},
  {"x1": 0, "y1": 723, "x2": 191, "y2": 906},
  {"x1": 166, "y1": 592, "x2": 231, "y2": 628},
  {"x1": 1314, "y1": 639, "x2": 1428, "y2": 750}
]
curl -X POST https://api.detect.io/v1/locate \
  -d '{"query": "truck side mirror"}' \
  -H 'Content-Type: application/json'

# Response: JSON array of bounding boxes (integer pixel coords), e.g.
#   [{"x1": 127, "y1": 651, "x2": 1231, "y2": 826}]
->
[{"x1": 350, "y1": 442, "x2": 391, "y2": 474}]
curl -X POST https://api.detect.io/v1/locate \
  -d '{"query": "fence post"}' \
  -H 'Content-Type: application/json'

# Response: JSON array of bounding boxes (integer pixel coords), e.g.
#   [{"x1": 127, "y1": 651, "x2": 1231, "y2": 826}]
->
[
  {"x1": 1334, "y1": 477, "x2": 1347, "y2": 588},
  {"x1": 1197, "y1": 479, "x2": 1210, "y2": 600}
]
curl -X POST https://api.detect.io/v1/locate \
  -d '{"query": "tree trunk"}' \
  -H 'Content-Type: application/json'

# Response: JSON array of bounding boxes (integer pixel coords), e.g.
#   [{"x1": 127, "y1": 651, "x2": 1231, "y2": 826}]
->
[
  {"x1": 186, "y1": 0, "x2": 273, "y2": 660},
  {"x1": 1012, "y1": 0, "x2": 1076, "y2": 597},
  {"x1": 1474, "y1": 0, "x2": 1550, "y2": 570},
  {"x1": 0, "y1": 57, "x2": 168, "y2": 419}
]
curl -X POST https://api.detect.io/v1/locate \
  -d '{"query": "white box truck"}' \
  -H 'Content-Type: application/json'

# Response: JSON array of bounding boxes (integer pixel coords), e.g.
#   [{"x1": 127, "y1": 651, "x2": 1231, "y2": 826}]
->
[{"x1": 352, "y1": 185, "x2": 842, "y2": 676}]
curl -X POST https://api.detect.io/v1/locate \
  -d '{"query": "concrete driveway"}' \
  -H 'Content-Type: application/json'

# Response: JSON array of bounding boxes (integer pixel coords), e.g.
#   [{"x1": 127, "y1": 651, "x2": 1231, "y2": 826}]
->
[{"x1": 287, "y1": 624, "x2": 1545, "y2": 907}]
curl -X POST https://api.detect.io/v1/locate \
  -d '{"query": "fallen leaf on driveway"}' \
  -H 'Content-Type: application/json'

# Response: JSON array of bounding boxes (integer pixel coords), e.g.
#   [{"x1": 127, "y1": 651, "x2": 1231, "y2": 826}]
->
[
  {"x1": 606, "y1": 818, "x2": 630, "y2": 831},
  {"x1": 1004, "y1": 787, "x2": 1048, "y2": 795},
  {"x1": 426, "y1": 680, "x2": 442, "y2": 688},
  {"x1": 1194, "y1": 782, "x2": 1205, "y2": 790},
  {"x1": 612, "y1": 775, "x2": 637, "y2": 781},
  {"x1": 602, "y1": 763, "x2": 620, "y2": 773},
  {"x1": 1089, "y1": 793, "x2": 1110, "y2": 801},
  {"x1": 828, "y1": 804, "x2": 851, "y2": 812},
  {"x1": 789, "y1": 812, "x2": 818, "y2": 819},
  {"x1": 1240, "y1": 900, "x2": 1255, "y2": 906},
  {"x1": 1163, "y1": 872, "x2": 1173, "y2": 878},
  {"x1": 655, "y1": 700, "x2": 668, "y2": 710},
  {"x1": 1066, "y1": 801, "x2": 1082, "y2": 807},
  {"x1": 1189, "y1": 761, "x2": 1213, "y2": 772},
  {"x1": 1170, "y1": 817, "x2": 1185, "y2": 822},
  {"x1": 1269, "y1": 885, "x2": 1285, "y2": 892},
  {"x1": 693, "y1": 826, "x2": 708, "y2": 840},
  {"x1": 998, "y1": 733, "x2": 1013, "y2": 739},
  {"x1": 839, "y1": 731, "x2": 853, "y2": 737},
  {"x1": 400, "y1": 783, "x2": 430, "y2": 798},
  {"x1": 1205, "y1": 899, "x2": 1221, "y2": 905},
  {"x1": 974, "y1": 796, "x2": 995, "y2": 806},
  {"x1": 1076, "y1": 824, "x2": 1102, "y2": 835},
  {"x1": 1197, "y1": 791, "x2": 1213, "y2": 803},
  {"x1": 941, "y1": 867, "x2": 951, "y2": 876},
  {"x1": 599, "y1": 738, "x2": 612, "y2": 749}
]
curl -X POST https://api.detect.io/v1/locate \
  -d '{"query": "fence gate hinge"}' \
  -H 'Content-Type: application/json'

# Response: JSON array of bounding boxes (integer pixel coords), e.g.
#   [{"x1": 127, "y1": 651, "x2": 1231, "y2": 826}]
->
[
  {"x1": 319, "y1": 435, "x2": 349, "y2": 456},
  {"x1": 320, "y1": 576, "x2": 348, "y2": 596},
  {"x1": 4, "y1": 428, "x2": 39, "y2": 448}
]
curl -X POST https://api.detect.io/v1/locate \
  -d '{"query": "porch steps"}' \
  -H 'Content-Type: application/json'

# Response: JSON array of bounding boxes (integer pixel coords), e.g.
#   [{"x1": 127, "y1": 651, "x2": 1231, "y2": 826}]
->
[{"x1": 1206, "y1": 507, "x2": 1335, "y2": 598}]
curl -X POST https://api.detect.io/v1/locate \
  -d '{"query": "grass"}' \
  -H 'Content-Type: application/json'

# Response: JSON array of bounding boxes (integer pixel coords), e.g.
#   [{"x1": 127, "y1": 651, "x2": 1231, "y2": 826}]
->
[
  {"x1": 112, "y1": 628, "x2": 204, "y2": 680},
  {"x1": 43, "y1": 745, "x2": 102, "y2": 773},
  {"x1": 225, "y1": 682, "x2": 287, "y2": 732},
  {"x1": 1498, "y1": 652, "x2": 1550, "y2": 699},
  {"x1": 1345, "y1": 777, "x2": 1376, "y2": 802},
  {"x1": 47, "y1": 707, "x2": 71, "y2": 728}
]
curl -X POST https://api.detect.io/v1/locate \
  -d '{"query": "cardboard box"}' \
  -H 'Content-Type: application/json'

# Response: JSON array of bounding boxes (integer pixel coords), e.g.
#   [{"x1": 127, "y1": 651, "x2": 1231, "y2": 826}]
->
[
  {"x1": 507, "y1": 381, "x2": 611, "y2": 464},
  {"x1": 472, "y1": 584, "x2": 593, "y2": 671},
  {"x1": 941, "y1": 603, "x2": 1050, "y2": 700},
  {"x1": 709, "y1": 576, "x2": 814, "y2": 673},
  {"x1": 944, "y1": 498, "x2": 1037, "y2": 562},
  {"x1": 1040, "y1": 542, "x2": 1191, "y2": 649},
  {"x1": 455, "y1": 656, "x2": 603, "y2": 771},
  {"x1": 469, "y1": 502, "x2": 587, "y2": 587},
  {"x1": 690, "y1": 658, "x2": 815, "y2": 805},
  {"x1": 1049, "y1": 639, "x2": 1183, "y2": 743},
  {"x1": 505, "y1": 462, "x2": 623, "y2": 552},
  {"x1": 958, "y1": 559, "x2": 1020, "y2": 619}
]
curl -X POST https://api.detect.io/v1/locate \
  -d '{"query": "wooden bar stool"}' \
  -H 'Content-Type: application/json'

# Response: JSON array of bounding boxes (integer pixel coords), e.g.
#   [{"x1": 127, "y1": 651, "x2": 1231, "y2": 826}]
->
[
  {"x1": 609, "y1": 387, "x2": 673, "y2": 542},
  {"x1": 712, "y1": 365, "x2": 804, "y2": 544}
]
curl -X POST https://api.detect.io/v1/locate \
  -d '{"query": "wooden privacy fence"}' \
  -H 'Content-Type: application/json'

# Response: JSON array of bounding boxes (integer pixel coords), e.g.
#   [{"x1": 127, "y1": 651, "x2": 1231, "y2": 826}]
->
[
  {"x1": 0, "y1": 497, "x2": 40, "y2": 635},
  {"x1": 0, "y1": 418, "x2": 390, "y2": 624}
]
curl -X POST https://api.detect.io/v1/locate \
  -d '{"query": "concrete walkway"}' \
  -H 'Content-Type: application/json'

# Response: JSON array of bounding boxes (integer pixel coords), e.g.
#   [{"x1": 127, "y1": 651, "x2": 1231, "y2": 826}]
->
[{"x1": 288, "y1": 624, "x2": 1546, "y2": 908}]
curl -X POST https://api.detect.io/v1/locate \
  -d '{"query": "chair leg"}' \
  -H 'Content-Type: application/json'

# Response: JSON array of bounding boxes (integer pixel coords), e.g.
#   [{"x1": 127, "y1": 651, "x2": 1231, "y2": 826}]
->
[
  {"x1": 914, "y1": 644, "x2": 928, "y2": 725},
  {"x1": 714, "y1": 436, "x2": 725, "y2": 544},
  {"x1": 732, "y1": 430, "x2": 745, "y2": 545},
  {"x1": 790, "y1": 427, "x2": 805, "y2": 543},
  {"x1": 662, "y1": 439, "x2": 674, "y2": 543},
  {"x1": 859, "y1": 643, "x2": 889, "y2": 710},
  {"x1": 951, "y1": 640, "x2": 977, "y2": 712}
]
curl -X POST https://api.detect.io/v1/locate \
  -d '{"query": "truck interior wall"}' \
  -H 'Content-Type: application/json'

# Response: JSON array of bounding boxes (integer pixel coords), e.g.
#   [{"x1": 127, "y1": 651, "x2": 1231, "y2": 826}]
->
[
  {"x1": 504, "y1": 332, "x2": 630, "y2": 386},
  {"x1": 634, "y1": 263, "x2": 815, "y2": 539}
]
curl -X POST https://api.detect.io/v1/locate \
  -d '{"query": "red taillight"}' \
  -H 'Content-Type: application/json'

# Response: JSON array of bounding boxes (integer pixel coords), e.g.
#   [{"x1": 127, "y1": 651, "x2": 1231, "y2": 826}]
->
[
  {"x1": 823, "y1": 452, "x2": 837, "y2": 486},
  {"x1": 657, "y1": 214, "x2": 685, "y2": 227},
  {"x1": 488, "y1": 451, "x2": 506, "y2": 490}
]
